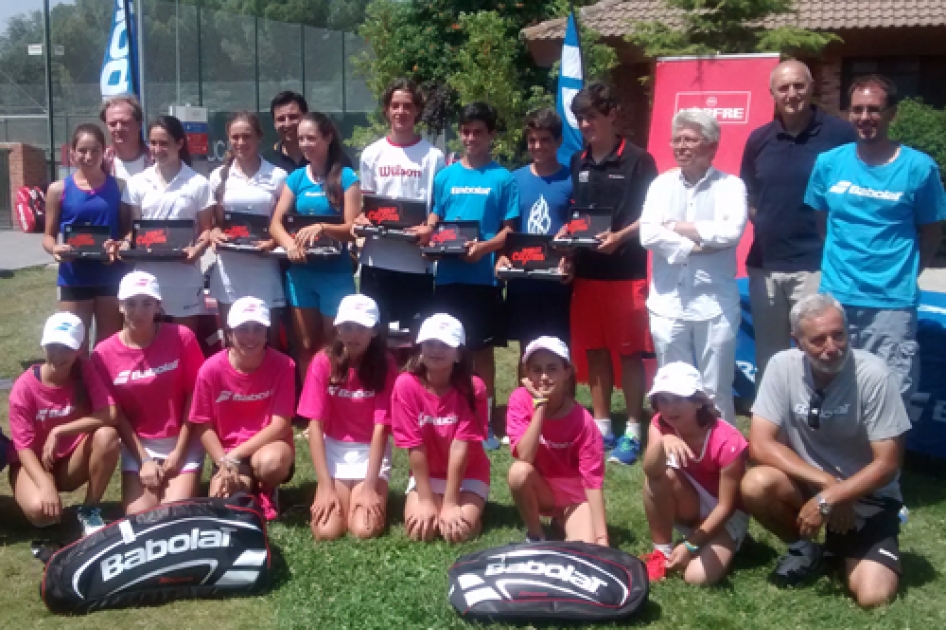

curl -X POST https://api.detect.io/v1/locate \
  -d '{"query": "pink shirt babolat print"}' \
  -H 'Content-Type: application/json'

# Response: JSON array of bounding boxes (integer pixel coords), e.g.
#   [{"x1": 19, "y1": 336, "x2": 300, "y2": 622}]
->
[
  {"x1": 91, "y1": 323, "x2": 204, "y2": 439},
  {"x1": 8, "y1": 359, "x2": 113, "y2": 461},
  {"x1": 297, "y1": 351, "x2": 397, "y2": 444},
  {"x1": 391, "y1": 373, "x2": 490, "y2": 485},
  {"x1": 652, "y1": 414, "x2": 748, "y2": 499},
  {"x1": 506, "y1": 387, "x2": 604, "y2": 490},
  {"x1": 189, "y1": 348, "x2": 296, "y2": 450}
]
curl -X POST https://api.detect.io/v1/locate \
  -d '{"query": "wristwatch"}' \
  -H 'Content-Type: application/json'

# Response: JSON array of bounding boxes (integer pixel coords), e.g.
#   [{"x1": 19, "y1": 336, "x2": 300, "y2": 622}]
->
[{"x1": 816, "y1": 493, "x2": 832, "y2": 517}]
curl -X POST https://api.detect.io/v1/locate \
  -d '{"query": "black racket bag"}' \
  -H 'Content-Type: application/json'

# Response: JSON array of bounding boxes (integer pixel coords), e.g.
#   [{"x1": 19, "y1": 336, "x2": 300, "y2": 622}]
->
[
  {"x1": 39, "y1": 494, "x2": 270, "y2": 614},
  {"x1": 448, "y1": 541, "x2": 649, "y2": 623}
]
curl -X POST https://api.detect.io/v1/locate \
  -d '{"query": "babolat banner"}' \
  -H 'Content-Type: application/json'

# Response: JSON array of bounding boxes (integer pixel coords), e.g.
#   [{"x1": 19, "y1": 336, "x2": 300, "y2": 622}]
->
[
  {"x1": 100, "y1": 0, "x2": 138, "y2": 99},
  {"x1": 39, "y1": 495, "x2": 270, "y2": 613},
  {"x1": 448, "y1": 541, "x2": 649, "y2": 622}
]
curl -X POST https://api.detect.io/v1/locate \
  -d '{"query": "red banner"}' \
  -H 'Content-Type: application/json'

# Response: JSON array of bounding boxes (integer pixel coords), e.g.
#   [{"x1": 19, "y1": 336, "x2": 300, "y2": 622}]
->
[{"x1": 646, "y1": 53, "x2": 780, "y2": 277}]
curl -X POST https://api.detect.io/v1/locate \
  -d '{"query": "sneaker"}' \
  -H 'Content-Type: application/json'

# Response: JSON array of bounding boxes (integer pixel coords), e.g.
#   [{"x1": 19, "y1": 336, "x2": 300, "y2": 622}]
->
[
  {"x1": 525, "y1": 533, "x2": 546, "y2": 544},
  {"x1": 77, "y1": 506, "x2": 106, "y2": 537},
  {"x1": 642, "y1": 549, "x2": 668, "y2": 582},
  {"x1": 771, "y1": 542, "x2": 824, "y2": 587},
  {"x1": 500, "y1": 435, "x2": 511, "y2": 446},
  {"x1": 608, "y1": 434, "x2": 641, "y2": 465},
  {"x1": 602, "y1": 432, "x2": 617, "y2": 451},
  {"x1": 483, "y1": 431, "x2": 501, "y2": 451},
  {"x1": 257, "y1": 487, "x2": 280, "y2": 521}
]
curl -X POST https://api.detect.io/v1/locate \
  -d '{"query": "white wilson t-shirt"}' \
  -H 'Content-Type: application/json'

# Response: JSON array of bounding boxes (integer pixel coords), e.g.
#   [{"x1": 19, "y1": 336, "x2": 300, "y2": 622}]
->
[
  {"x1": 359, "y1": 137, "x2": 445, "y2": 274},
  {"x1": 208, "y1": 158, "x2": 288, "y2": 307}
]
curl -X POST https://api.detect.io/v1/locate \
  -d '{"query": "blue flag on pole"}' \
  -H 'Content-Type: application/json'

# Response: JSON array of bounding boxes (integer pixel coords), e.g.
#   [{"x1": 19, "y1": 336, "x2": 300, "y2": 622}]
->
[
  {"x1": 100, "y1": 0, "x2": 139, "y2": 99},
  {"x1": 556, "y1": 12, "x2": 584, "y2": 165}
]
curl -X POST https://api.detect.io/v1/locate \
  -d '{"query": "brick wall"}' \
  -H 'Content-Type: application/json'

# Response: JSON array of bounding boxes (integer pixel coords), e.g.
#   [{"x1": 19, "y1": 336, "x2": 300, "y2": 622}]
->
[{"x1": 1, "y1": 143, "x2": 48, "y2": 227}]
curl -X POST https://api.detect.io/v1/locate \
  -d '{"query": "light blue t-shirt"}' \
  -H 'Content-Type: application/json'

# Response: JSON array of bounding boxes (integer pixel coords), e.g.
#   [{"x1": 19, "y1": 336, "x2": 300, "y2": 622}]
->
[
  {"x1": 285, "y1": 165, "x2": 359, "y2": 274},
  {"x1": 432, "y1": 161, "x2": 520, "y2": 286},
  {"x1": 805, "y1": 144, "x2": 946, "y2": 308}
]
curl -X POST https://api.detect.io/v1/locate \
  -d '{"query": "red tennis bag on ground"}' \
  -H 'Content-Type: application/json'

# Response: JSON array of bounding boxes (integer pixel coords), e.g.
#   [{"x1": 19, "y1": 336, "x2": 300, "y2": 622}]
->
[
  {"x1": 448, "y1": 541, "x2": 649, "y2": 622},
  {"x1": 15, "y1": 186, "x2": 46, "y2": 233},
  {"x1": 38, "y1": 495, "x2": 271, "y2": 614}
]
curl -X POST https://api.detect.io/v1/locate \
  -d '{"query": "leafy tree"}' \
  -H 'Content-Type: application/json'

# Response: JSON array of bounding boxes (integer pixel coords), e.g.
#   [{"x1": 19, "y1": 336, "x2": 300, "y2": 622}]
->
[{"x1": 628, "y1": 0, "x2": 838, "y2": 57}]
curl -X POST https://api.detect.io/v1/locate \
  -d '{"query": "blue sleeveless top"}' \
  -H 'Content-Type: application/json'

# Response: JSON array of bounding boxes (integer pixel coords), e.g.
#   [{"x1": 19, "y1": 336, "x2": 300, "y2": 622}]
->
[{"x1": 58, "y1": 174, "x2": 128, "y2": 287}]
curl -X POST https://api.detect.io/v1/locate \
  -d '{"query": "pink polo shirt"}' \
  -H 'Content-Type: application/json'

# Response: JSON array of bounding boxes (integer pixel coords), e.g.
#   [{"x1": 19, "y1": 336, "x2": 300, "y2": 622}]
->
[
  {"x1": 8, "y1": 359, "x2": 113, "y2": 461},
  {"x1": 297, "y1": 351, "x2": 398, "y2": 444},
  {"x1": 506, "y1": 387, "x2": 604, "y2": 491},
  {"x1": 189, "y1": 348, "x2": 296, "y2": 450},
  {"x1": 652, "y1": 414, "x2": 748, "y2": 499},
  {"x1": 391, "y1": 372, "x2": 490, "y2": 485},
  {"x1": 91, "y1": 324, "x2": 204, "y2": 439}
]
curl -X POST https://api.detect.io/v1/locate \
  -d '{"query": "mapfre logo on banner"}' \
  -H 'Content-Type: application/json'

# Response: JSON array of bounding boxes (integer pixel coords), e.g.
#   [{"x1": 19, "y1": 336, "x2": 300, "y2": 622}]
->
[{"x1": 675, "y1": 92, "x2": 751, "y2": 124}]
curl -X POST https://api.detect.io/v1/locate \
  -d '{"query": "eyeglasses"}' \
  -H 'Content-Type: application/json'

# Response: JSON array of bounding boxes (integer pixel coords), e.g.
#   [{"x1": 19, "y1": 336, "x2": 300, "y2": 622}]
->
[
  {"x1": 807, "y1": 389, "x2": 826, "y2": 430},
  {"x1": 670, "y1": 136, "x2": 702, "y2": 148},
  {"x1": 849, "y1": 105, "x2": 889, "y2": 117}
]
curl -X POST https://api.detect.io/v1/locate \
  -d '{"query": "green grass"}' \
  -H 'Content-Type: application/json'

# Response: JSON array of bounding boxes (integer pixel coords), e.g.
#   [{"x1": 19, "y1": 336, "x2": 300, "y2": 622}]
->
[{"x1": 1, "y1": 266, "x2": 945, "y2": 628}]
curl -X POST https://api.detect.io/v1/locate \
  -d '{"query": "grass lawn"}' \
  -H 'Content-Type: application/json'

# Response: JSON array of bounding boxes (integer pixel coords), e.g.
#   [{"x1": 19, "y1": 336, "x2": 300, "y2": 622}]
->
[{"x1": 1, "y1": 265, "x2": 945, "y2": 628}]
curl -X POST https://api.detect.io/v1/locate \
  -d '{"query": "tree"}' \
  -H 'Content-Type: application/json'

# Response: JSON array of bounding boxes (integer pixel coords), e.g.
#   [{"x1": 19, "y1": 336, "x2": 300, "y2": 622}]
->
[{"x1": 627, "y1": 0, "x2": 838, "y2": 58}]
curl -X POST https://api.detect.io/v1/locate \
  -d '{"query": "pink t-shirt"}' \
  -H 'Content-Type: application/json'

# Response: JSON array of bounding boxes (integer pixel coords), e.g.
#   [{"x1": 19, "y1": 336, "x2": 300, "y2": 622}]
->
[
  {"x1": 652, "y1": 414, "x2": 748, "y2": 499},
  {"x1": 189, "y1": 348, "x2": 296, "y2": 450},
  {"x1": 391, "y1": 372, "x2": 490, "y2": 485},
  {"x1": 297, "y1": 351, "x2": 398, "y2": 444},
  {"x1": 91, "y1": 324, "x2": 204, "y2": 439},
  {"x1": 506, "y1": 388, "x2": 604, "y2": 490},
  {"x1": 8, "y1": 360, "x2": 114, "y2": 461}
]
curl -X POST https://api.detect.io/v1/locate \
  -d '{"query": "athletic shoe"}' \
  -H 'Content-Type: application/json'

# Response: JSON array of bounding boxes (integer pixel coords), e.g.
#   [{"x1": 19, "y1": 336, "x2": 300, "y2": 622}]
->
[
  {"x1": 77, "y1": 506, "x2": 106, "y2": 537},
  {"x1": 771, "y1": 542, "x2": 824, "y2": 587},
  {"x1": 642, "y1": 549, "x2": 668, "y2": 582},
  {"x1": 257, "y1": 487, "x2": 280, "y2": 521},
  {"x1": 602, "y1": 432, "x2": 617, "y2": 451},
  {"x1": 501, "y1": 435, "x2": 511, "y2": 446},
  {"x1": 525, "y1": 534, "x2": 546, "y2": 544},
  {"x1": 608, "y1": 434, "x2": 641, "y2": 465},
  {"x1": 483, "y1": 430, "x2": 501, "y2": 451}
]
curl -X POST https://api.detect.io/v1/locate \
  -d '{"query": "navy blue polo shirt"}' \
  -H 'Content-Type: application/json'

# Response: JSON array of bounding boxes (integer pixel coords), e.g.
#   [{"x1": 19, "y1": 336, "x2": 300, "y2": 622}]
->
[
  {"x1": 570, "y1": 138, "x2": 658, "y2": 281},
  {"x1": 740, "y1": 106, "x2": 856, "y2": 272},
  {"x1": 264, "y1": 141, "x2": 308, "y2": 174}
]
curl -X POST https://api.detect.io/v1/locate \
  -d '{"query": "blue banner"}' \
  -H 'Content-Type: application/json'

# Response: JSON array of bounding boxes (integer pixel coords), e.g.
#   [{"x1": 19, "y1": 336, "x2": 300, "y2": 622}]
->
[
  {"x1": 556, "y1": 12, "x2": 584, "y2": 165},
  {"x1": 100, "y1": 0, "x2": 138, "y2": 99}
]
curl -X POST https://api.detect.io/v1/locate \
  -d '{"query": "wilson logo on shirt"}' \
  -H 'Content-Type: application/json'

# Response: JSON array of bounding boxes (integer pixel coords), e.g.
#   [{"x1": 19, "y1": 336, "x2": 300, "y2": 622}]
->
[
  {"x1": 113, "y1": 360, "x2": 180, "y2": 385},
  {"x1": 36, "y1": 406, "x2": 73, "y2": 422},
  {"x1": 379, "y1": 165, "x2": 423, "y2": 178},
  {"x1": 418, "y1": 413, "x2": 458, "y2": 427},
  {"x1": 216, "y1": 390, "x2": 273, "y2": 403},
  {"x1": 828, "y1": 180, "x2": 904, "y2": 201},
  {"x1": 327, "y1": 386, "x2": 375, "y2": 400}
]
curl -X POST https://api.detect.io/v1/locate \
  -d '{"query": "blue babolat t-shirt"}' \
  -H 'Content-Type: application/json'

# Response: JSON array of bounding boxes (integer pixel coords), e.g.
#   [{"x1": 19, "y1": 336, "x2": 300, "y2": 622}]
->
[
  {"x1": 432, "y1": 161, "x2": 520, "y2": 286},
  {"x1": 805, "y1": 144, "x2": 946, "y2": 308},
  {"x1": 285, "y1": 165, "x2": 359, "y2": 274}
]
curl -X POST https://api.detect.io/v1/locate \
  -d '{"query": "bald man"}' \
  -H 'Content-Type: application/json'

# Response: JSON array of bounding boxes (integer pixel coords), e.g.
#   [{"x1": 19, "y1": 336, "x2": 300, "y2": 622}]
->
[{"x1": 740, "y1": 60, "x2": 856, "y2": 385}]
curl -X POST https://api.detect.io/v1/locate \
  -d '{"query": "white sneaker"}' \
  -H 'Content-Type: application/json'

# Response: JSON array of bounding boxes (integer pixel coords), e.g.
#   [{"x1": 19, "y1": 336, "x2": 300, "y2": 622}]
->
[{"x1": 77, "y1": 506, "x2": 106, "y2": 537}]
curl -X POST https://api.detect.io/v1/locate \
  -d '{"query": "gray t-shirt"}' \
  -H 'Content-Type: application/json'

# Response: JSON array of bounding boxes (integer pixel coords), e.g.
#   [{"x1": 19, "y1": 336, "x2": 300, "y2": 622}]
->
[{"x1": 752, "y1": 348, "x2": 911, "y2": 516}]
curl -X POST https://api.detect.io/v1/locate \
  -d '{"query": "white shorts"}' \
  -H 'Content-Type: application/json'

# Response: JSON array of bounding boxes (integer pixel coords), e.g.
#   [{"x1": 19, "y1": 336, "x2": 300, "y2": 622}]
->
[
  {"x1": 120, "y1": 435, "x2": 205, "y2": 474},
  {"x1": 324, "y1": 435, "x2": 392, "y2": 481},
  {"x1": 405, "y1": 476, "x2": 490, "y2": 502},
  {"x1": 673, "y1": 470, "x2": 749, "y2": 549}
]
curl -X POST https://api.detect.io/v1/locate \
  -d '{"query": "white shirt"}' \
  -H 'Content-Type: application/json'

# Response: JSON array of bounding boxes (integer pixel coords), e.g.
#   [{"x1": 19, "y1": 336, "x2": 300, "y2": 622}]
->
[
  {"x1": 640, "y1": 166, "x2": 747, "y2": 321},
  {"x1": 113, "y1": 154, "x2": 147, "y2": 186},
  {"x1": 358, "y1": 137, "x2": 445, "y2": 274}
]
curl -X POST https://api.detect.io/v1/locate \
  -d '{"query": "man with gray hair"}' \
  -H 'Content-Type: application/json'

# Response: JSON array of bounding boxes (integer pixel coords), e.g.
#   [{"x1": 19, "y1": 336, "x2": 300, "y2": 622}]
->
[
  {"x1": 640, "y1": 109, "x2": 747, "y2": 421},
  {"x1": 740, "y1": 60, "x2": 855, "y2": 386},
  {"x1": 100, "y1": 94, "x2": 151, "y2": 187},
  {"x1": 742, "y1": 293, "x2": 910, "y2": 607}
]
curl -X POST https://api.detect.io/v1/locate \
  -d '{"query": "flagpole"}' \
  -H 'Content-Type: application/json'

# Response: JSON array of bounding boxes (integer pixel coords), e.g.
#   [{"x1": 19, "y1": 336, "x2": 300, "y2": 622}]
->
[
  {"x1": 42, "y1": 0, "x2": 55, "y2": 181},
  {"x1": 569, "y1": 1, "x2": 587, "y2": 82},
  {"x1": 135, "y1": 0, "x2": 147, "y2": 118}
]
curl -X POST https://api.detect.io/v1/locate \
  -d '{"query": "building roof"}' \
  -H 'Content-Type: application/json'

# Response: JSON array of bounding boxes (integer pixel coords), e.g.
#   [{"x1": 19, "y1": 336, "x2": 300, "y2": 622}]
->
[{"x1": 521, "y1": 0, "x2": 946, "y2": 41}]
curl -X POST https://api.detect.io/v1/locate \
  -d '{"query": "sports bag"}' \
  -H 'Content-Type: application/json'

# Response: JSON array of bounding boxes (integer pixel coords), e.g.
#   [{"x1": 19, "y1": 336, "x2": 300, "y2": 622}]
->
[
  {"x1": 15, "y1": 186, "x2": 46, "y2": 233},
  {"x1": 448, "y1": 541, "x2": 649, "y2": 622},
  {"x1": 38, "y1": 494, "x2": 271, "y2": 614}
]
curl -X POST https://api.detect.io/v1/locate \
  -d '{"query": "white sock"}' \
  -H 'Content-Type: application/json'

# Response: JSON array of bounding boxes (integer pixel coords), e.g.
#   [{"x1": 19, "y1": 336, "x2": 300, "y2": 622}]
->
[
  {"x1": 654, "y1": 543, "x2": 672, "y2": 557},
  {"x1": 595, "y1": 418, "x2": 613, "y2": 437},
  {"x1": 487, "y1": 397, "x2": 494, "y2": 436},
  {"x1": 625, "y1": 422, "x2": 642, "y2": 440}
]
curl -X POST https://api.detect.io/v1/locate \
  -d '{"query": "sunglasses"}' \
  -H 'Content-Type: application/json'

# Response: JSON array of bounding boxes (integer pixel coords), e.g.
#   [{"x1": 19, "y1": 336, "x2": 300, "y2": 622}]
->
[{"x1": 807, "y1": 390, "x2": 826, "y2": 430}]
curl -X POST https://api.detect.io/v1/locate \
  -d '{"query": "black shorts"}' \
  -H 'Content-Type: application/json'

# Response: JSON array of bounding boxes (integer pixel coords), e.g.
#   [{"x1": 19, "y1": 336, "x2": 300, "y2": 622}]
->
[
  {"x1": 360, "y1": 266, "x2": 434, "y2": 333},
  {"x1": 432, "y1": 283, "x2": 506, "y2": 351},
  {"x1": 58, "y1": 284, "x2": 120, "y2": 301},
  {"x1": 505, "y1": 284, "x2": 571, "y2": 345},
  {"x1": 825, "y1": 504, "x2": 901, "y2": 573}
]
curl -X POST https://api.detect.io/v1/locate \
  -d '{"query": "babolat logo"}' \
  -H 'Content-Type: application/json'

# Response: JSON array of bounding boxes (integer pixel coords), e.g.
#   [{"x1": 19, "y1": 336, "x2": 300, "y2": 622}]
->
[
  {"x1": 485, "y1": 558, "x2": 608, "y2": 594},
  {"x1": 114, "y1": 360, "x2": 180, "y2": 385},
  {"x1": 451, "y1": 186, "x2": 490, "y2": 195},
  {"x1": 829, "y1": 180, "x2": 904, "y2": 201},
  {"x1": 100, "y1": 526, "x2": 236, "y2": 582},
  {"x1": 216, "y1": 390, "x2": 273, "y2": 403}
]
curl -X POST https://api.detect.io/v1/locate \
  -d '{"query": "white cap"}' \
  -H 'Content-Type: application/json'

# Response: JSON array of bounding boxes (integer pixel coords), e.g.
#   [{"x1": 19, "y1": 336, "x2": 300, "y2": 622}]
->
[
  {"x1": 228, "y1": 297, "x2": 271, "y2": 328},
  {"x1": 416, "y1": 313, "x2": 465, "y2": 348},
  {"x1": 647, "y1": 362, "x2": 705, "y2": 399},
  {"x1": 522, "y1": 336, "x2": 570, "y2": 364},
  {"x1": 41, "y1": 312, "x2": 85, "y2": 350},
  {"x1": 334, "y1": 294, "x2": 380, "y2": 329},
  {"x1": 118, "y1": 271, "x2": 162, "y2": 301}
]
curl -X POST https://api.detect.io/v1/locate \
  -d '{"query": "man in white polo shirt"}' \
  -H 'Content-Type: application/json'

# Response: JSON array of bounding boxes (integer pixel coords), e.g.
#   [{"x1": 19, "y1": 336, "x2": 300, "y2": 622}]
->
[{"x1": 640, "y1": 109, "x2": 747, "y2": 422}]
